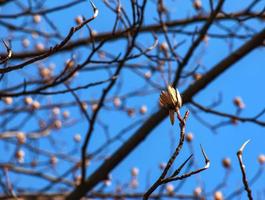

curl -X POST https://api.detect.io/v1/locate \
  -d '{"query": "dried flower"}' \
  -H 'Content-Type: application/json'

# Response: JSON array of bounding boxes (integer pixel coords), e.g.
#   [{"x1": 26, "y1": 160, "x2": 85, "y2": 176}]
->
[{"x1": 159, "y1": 85, "x2": 182, "y2": 125}]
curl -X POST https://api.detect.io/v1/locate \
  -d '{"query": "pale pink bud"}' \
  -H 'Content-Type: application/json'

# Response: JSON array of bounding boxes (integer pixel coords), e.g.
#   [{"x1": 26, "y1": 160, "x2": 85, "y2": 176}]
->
[
  {"x1": 159, "y1": 162, "x2": 166, "y2": 170},
  {"x1": 33, "y1": 15, "x2": 41, "y2": 23},
  {"x1": 91, "y1": 103, "x2": 98, "y2": 111},
  {"x1": 233, "y1": 97, "x2": 245, "y2": 109},
  {"x1": 193, "y1": 187, "x2": 202, "y2": 197},
  {"x1": 214, "y1": 191, "x2": 223, "y2": 200},
  {"x1": 166, "y1": 184, "x2": 174, "y2": 195},
  {"x1": 131, "y1": 167, "x2": 139, "y2": 177},
  {"x1": 16, "y1": 132, "x2": 26, "y2": 144},
  {"x1": 16, "y1": 149, "x2": 25, "y2": 163},
  {"x1": 35, "y1": 43, "x2": 44, "y2": 52},
  {"x1": 222, "y1": 158, "x2": 231, "y2": 169},
  {"x1": 22, "y1": 38, "x2": 30, "y2": 48},
  {"x1": 193, "y1": 0, "x2": 202, "y2": 10},
  {"x1": 24, "y1": 96, "x2": 33, "y2": 105},
  {"x1": 31, "y1": 101, "x2": 40, "y2": 110},
  {"x1": 75, "y1": 15, "x2": 83, "y2": 25},
  {"x1": 63, "y1": 111, "x2": 70, "y2": 119},
  {"x1": 130, "y1": 178, "x2": 139, "y2": 189},
  {"x1": 52, "y1": 107, "x2": 60, "y2": 116},
  {"x1": 144, "y1": 71, "x2": 152, "y2": 79},
  {"x1": 160, "y1": 42, "x2": 168, "y2": 52},
  {"x1": 50, "y1": 156, "x2": 58, "y2": 165},
  {"x1": 140, "y1": 105, "x2": 147, "y2": 115},
  {"x1": 53, "y1": 120, "x2": 62, "y2": 129},
  {"x1": 74, "y1": 134, "x2": 81, "y2": 143},
  {"x1": 113, "y1": 97, "x2": 121, "y2": 107},
  {"x1": 258, "y1": 154, "x2": 265, "y2": 164},
  {"x1": 186, "y1": 132, "x2": 194, "y2": 142},
  {"x1": 2, "y1": 97, "x2": 13, "y2": 105}
]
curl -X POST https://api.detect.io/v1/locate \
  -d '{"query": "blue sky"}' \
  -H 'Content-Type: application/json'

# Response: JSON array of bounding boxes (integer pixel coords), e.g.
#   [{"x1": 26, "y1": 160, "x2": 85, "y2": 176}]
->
[{"x1": 1, "y1": 0, "x2": 265, "y2": 199}]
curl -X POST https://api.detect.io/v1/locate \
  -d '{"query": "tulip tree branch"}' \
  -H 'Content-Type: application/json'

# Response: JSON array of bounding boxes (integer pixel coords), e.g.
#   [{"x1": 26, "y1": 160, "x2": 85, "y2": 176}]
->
[{"x1": 237, "y1": 140, "x2": 253, "y2": 200}]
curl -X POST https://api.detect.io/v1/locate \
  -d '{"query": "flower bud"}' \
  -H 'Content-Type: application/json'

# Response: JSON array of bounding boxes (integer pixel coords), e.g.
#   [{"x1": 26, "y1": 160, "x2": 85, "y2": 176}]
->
[
  {"x1": 186, "y1": 132, "x2": 194, "y2": 142},
  {"x1": 24, "y1": 96, "x2": 33, "y2": 105},
  {"x1": 75, "y1": 15, "x2": 83, "y2": 25},
  {"x1": 131, "y1": 167, "x2": 139, "y2": 177},
  {"x1": 74, "y1": 134, "x2": 81, "y2": 143},
  {"x1": 53, "y1": 120, "x2": 62, "y2": 129},
  {"x1": 31, "y1": 101, "x2": 40, "y2": 110},
  {"x1": 233, "y1": 97, "x2": 245, "y2": 109},
  {"x1": 35, "y1": 43, "x2": 45, "y2": 52},
  {"x1": 50, "y1": 156, "x2": 58, "y2": 166},
  {"x1": 214, "y1": 191, "x2": 223, "y2": 200},
  {"x1": 52, "y1": 107, "x2": 60, "y2": 116},
  {"x1": 2, "y1": 97, "x2": 13, "y2": 105},
  {"x1": 33, "y1": 15, "x2": 41, "y2": 23},
  {"x1": 258, "y1": 154, "x2": 265, "y2": 165},
  {"x1": 140, "y1": 105, "x2": 147, "y2": 115},
  {"x1": 22, "y1": 38, "x2": 30, "y2": 48},
  {"x1": 63, "y1": 111, "x2": 70, "y2": 119},
  {"x1": 166, "y1": 184, "x2": 174, "y2": 195},
  {"x1": 193, "y1": 0, "x2": 202, "y2": 10},
  {"x1": 113, "y1": 97, "x2": 121, "y2": 107},
  {"x1": 127, "y1": 108, "x2": 135, "y2": 117},
  {"x1": 16, "y1": 149, "x2": 25, "y2": 163},
  {"x1": 144, "y1": 71, "x2": 152, "y2": 79},
  {"x1": 16, "y1": 132, "x2": 26, "y2": 144},
  {"x1": 130, "y1": 178, "x2": 139, "y2": 189},
  {"x1": 193, "y1": 73, "x2": 202, "y2": 80},
  {"x1": 193, "y1": 186, "x2": 202, "y2": 197},
  {"x1": 222, "y1": 158, "x2": 231, "y2": 169}
]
